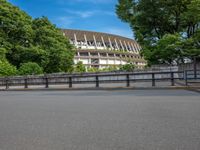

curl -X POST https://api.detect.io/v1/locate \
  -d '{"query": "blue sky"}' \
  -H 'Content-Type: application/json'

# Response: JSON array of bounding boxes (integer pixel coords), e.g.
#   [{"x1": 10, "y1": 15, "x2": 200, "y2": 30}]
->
[{"x1": 8, "y1": 0, "x2": 133, "y2": 38}]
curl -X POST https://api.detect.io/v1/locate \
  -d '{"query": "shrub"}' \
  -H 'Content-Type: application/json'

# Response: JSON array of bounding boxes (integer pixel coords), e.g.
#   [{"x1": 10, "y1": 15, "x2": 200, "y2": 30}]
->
[
  {"x1": 0, "y1": 60, "x2": 17, "y2": 76},
  {"x1": 119, "y1": 63, "x2": 135, "y2": 72},
  {"x1": 18, "y1": 62, "x2": 43, "y2": 75},
  {"x1": 74, "y1": 61, "x2": 86, "y2": 73},
  {"x1": 87, "y1": 67, "x2": 99, "y2": 73}
]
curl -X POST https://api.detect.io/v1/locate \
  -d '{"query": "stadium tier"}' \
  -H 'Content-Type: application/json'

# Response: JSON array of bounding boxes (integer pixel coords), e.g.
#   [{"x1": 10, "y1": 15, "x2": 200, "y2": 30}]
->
[{"x1": 62, "y1": 29, "x2": 146, "y2": 69}]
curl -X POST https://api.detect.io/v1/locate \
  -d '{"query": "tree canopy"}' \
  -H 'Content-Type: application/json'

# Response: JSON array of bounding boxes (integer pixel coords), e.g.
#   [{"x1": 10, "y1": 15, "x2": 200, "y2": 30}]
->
[
  {"x1": 0, "y1": 0, "x2": 74, "y2": 76},
  {"x1": 116, "y1": 0, "x2": 200, "y2": 65}
]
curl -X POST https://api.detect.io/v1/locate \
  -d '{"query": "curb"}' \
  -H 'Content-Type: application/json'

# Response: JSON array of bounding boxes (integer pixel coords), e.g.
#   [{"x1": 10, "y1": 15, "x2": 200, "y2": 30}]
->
[{"x1": 0, "y1": 86, "x2": 200, "y2": 92}]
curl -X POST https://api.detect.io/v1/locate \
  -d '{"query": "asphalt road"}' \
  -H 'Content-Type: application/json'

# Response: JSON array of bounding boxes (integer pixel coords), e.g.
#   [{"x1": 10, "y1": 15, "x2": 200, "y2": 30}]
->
[{"x1": 0, "y1": 90, "x2": 200, "y2": 150}]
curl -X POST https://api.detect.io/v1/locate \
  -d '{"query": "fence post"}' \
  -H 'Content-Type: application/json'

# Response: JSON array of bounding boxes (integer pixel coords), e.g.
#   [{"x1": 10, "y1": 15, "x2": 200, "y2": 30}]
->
[
  {"x1": 171, "y1": 72, "x2": 174, "y2": 86},
  {"x1": 194, "y1": 56, "x2": 197, "y2": 79},
  {"x1": 96, "y1": 75, "x2": 99, "y2": 88},
  {"x1": 5, "y1": 78, "x2": 9, "y2": 90},
  {"x1": 152, "y1": 73, "x2": 155, "y2": 87},
  {"x1": 24, "y1": 76, "x2": 28, "y2": 89},
  {"x1": 184, "y1": 70, "x2": 188, "y2": 86},
  {"x1": 126, "y1": 74, "x2": 130, "y2": 87},
  {"x1": 45, "y1": 76, "x2": 49, "y2": 88},
  {"x1": 69, "y1": 77, "x2": 72, "y2": 88}
]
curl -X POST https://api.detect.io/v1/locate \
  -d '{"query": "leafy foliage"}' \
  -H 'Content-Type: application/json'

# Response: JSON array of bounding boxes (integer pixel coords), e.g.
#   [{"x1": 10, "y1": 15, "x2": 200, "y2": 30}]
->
[
  {"x1": 0, "y1": 0, "x2": 74, "y2": 76},
  {"x1": 0, "y1": 60, "x2": 17, "y2": 76},
  {"x1": 87, "y1": 67, "x2": 99, "y2": 73},
  {"x1": 116, "y1": 0, "x2": 200, "y2": 64},
  {"x1": 0, "y1": 47, "x2": 6, "y2": 60},
  {"x1": 119, "y1": 63, "x2": 135, "y2": 72},
  {"x1": 74, "y1": 61, "x2": 86, "y2": 73},
  {"x1": 18, "y1": 62, "x2": 43, "y2": 75},
  {"x1": 153, "y1": 34, "x2": 183, "y2": 64},
  {"x1": 32, "y1": 18, "x2": 74, "y2": 73}
]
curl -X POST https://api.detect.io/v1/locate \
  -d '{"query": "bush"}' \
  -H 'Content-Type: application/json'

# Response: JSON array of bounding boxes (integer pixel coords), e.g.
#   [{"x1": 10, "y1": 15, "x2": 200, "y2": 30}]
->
[
  {"x1": 119, "y1": 63, "x2": 135, "y2": 72},
  {"x1": 99, "y1": 66, "x2": 118, "y2": 72},
  {"x1": 87, "y1": 67, "x2": 99, "y2": 72},
  {"x1": 74, "y1": 61, "x2": 86, "y2": 73},
  {"x1": 0, "y1": 60, "x2": 17, "y2": 77},
  {"x1": 18, "y1": 62, "x2": 43, "y2": 75}
]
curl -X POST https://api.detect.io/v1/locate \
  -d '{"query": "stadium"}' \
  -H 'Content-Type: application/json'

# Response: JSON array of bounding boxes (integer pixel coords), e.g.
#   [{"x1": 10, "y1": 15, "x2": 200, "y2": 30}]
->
[{"x1": 62, "y1": 29, "x2": 146, "y2": 69}]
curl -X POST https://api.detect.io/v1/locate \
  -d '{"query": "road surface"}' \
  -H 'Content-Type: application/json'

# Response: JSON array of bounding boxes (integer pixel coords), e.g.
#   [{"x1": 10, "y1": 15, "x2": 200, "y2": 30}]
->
[{"x1": 0, "y1": 89, "x2": 200, "y2": 150}]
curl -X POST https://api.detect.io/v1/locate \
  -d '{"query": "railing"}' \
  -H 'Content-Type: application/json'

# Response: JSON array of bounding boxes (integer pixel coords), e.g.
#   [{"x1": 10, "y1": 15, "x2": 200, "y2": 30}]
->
[
  {"x1": 184, "y1": 70, "x2": 200, "y2": 86},
  {"x1": 0, "y1": 70, "x2": 199, "y2": 90}
]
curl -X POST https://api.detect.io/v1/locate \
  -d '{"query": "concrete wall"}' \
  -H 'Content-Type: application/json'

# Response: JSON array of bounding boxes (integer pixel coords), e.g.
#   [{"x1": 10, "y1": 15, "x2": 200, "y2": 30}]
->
[{"x1": 178, "y1": 62, "x2": 200, "y2": 71}]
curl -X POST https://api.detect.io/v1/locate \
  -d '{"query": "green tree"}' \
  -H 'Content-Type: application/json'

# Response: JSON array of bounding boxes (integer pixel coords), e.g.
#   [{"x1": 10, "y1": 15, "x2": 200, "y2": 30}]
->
[
  {"x1": 18, "y1": 62, "x2": 43, "y2": 75},
  {"x1": 0, "y1": 0, "x2": 33, "y2": 66},
  {"x1": 0, "y1": 0, "x2": 74, "y2": 73},
  {"x1": 182, "y1": 0, "x2": 200, "y2": 38},
  {"x1": 116, "y1": 0, "x2": 200, "y2": 65},
  {"x1": 182, "y1": 33, "x2": 200, "y2": 61},
  {"x1": 155, "y1": 34, "x2": 183, "y2": 64},
  {"x1": 32, "y1": 17, "x2": 74, "y2": 73},
  {"x1": 8, "y1": 45, "x2": 45, "y2": 67}
]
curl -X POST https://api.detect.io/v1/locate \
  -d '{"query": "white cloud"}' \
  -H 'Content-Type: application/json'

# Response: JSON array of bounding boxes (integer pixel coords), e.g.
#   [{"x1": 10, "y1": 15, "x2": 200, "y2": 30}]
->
[{"x1": 65, "y1": 9, "x2": 115, "y2": 19}]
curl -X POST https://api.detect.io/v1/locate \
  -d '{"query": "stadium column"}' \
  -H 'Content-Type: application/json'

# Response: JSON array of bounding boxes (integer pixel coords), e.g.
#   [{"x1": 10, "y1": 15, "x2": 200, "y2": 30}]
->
[
  {"x1": 114, "y1": 53, "x2": 116, "y2": 66},
  {"x1": 124, "y1": 41, "x2": 128, "y2": 51},
  {"x1": 131, "y1": 43, "x2": 136, "y2": 54},
  {"x1": 119, "y1": 40, "x2": 125, "y2": 52},
  {"x1": 115, "y1": 39, "x2": 120, "y2": 50},
  {"x1": 74, "y1": 33, "x2": 78, "y2": 47},
  {"x1": 135, "y1": 44, "x2": 140, "y2": 53},
  {"x1": 101, "y1": 36, "x2": 106, "y2": 49},
  {"x1": 98, "y1": 52, "x2": 101, "y2": 69},
  {"x1": 88, "y1": 52, "x2": 91, "y2": 68},
  {"x1": 127, "y1": 42, "x2": 133, "y2": 53},
  {"x1": 106, "y1": 53, "x2": 109, "y2": 67},
  {"x1": 108, "y1": 37, "x2": 113, "y2": 51},
  {"x1": 93, "y1": 35, "x2": 98, "y2": 49},
  {"x1": 84, "y1": 34, "x2": 88, "y2": 48}
]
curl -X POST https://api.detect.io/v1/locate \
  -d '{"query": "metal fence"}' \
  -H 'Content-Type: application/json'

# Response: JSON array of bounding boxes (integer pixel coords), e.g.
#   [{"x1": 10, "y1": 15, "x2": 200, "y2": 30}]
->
[
  {"x1": 0, "y1": 70, "x2": 199, "y2": 90},
  {"x1": 184, "y1": 70, "x2": 200, "y2": 86}
]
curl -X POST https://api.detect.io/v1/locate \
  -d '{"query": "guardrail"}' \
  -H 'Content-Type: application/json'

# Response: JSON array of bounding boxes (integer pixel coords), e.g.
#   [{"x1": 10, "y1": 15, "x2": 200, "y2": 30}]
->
[
  {"x1": 0, "y1": 70, "x2": 199, "y2": 90},
  {"x1": 184, "y1": 70, "x2": 200, "y2": 86}
]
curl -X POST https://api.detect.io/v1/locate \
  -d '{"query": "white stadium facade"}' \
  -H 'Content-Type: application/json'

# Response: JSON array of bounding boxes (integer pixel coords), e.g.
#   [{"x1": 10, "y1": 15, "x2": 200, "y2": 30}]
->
[{"x1": 62, "y1": 29, "x2": 146, "y2": 69}]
